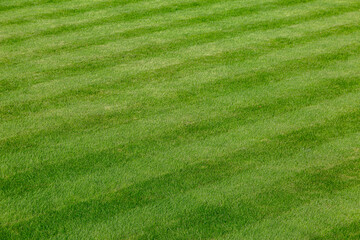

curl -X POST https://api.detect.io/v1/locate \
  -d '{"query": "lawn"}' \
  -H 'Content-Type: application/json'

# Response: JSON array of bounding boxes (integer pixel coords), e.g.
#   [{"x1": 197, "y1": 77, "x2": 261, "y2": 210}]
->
[{"x1": 1, "y1": 0, "x2": 360, "y2": 239}]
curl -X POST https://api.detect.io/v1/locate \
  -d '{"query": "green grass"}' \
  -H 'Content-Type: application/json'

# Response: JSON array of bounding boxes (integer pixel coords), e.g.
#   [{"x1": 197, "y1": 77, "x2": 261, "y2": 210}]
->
[{"x1": 1, "y1": 0, "x2": 360, "y2": 239}]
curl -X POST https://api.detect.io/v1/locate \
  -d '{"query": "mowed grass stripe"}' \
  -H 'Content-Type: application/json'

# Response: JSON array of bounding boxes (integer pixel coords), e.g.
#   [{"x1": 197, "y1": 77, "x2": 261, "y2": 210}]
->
[
  {"x1": 1, "y1": 30, "x2": 359, "y2": 150},
  {"x1": 2, "y1": 0, "x2": 357, "y2": 65},
  {"x1": 0, "y1": 0, "x2": 200, "y2": 26},
  {"x1": 1, "y1": 0, "x2": 320, "y2": 62},
  {"x1": 1, "y1": 38, "x2": 359, "y2": 179},
  {"x1": 0, "y1": 0, "x2": 298, "y2": 63},
  {"x1": 2, "y1": 0, "x2": 356, "y2": 63},
  {"x1": 4, "y1": 154, "x2": 360, "y2": 239},
  {"x1": 0, "y1": 0, "x2": 277, "y2": 44},
  {"x1": 52, "y1": 132, "x2": 360, "y2": 239},
  {"x1": 1, "y1": 0, "x2": 272, "y2": 28},
  {"x1": 2, "y1": 86, "x2": 360, "y2": 226},
  {"x1": 0, "y1": 0, "x2": 73, "y2": 12},
  {"x1": 3, "y1": 70, "x2": 359, "y2": 197},
  {"x1": 1, "y1": 87, "x2": 358, "y2": 203},
  {"x1": 100, "y1": 131, "x2": 360, "y2": 238},
  {"x1": 222, "y1": 184, "x2": 360, "y2": 239},
  {"x1": 2, "y1": 16, "x2": 360, "y2": 120},
  {"x1": 2, "y1": 113, "x2": 359, "y2": 238},
  {"x1": 2, "y1": 38, "x2": 359, "y2": 185},
  {"x1": 2, "y1": 60, "x2": 359, "y2": 196},
  {"x1": 0, "y1": 0, "x2": 274, "y2": 63},
  {"x1": 2, "y1": 84, "x2": 360, "y2": 198},
  {"x1": 0, "y1": 0, "x2": 165, "y2": 14},
  {"x1": 0, "y1": 0, "x2": 88, "y2": 24},
  {"x1": 1, "y1": 0, "x2": 360, "y2": 238},
  {"x1": 2, "y1": 3, "x2": 359, "y2": 94},
  {"x1": 137, "y1": 158, "x2": 360, "y2": 239},
  {"x1": 0, "y1": 0, "x2": 321, "y2": 68},
  {"x1": 313, "y1": 219, "x2": 360, "y2": 239},
  {"x1": 2, "y1": 66, "x2": 359, "y2": 197},
  {"x1": 2, "y1": 9, "x2": 358, "y2": 115}
]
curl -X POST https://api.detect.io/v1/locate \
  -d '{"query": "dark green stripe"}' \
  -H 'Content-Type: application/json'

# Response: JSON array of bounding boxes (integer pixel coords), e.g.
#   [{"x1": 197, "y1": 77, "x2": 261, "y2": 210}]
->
[
  {"x1": 2, "y1": 39, "x2": 360, "y2": 158},
  {"x1": 0, "y1": 0, "x2": 237, "y2": 26},
  {"x1": 312, "y1": 221, "x2": 360, "y2": 240},
  {"x1": 2, "y1": 4, "x2": 359, "y2": 93},
  {"x1": 139, "y1": 156, "x2": 360, "y2": 239},
  {"x1": 2, "y1": 110, "x2": 360, "y2": 238},
  {"x1": 3, "y1": 21, "x2": 359, "y2": 120},
  {"x1": 2, "y1": 76, "x2": 360, "y2": 197},
  {"x1": 1, "y1": 0, "x2": 317, "y2": 58},
  {"x1": 0, "y1": 0, "x2": 71, "y2": 12},
  {"x1": 0, "y1": 0, "x2": 265, "y2": 44},
  {"x1": 1, "y1": 0, "x2": 318, "y2": 45}
]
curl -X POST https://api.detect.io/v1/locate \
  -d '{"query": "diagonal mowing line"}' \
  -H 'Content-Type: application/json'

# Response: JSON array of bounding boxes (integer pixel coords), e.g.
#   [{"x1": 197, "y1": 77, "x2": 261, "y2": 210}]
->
[
  {"x1": 1, "y1": 0, "x2": 302, "y2": 45},
  {"x1": 0, "y1": 0, "x2": 316, "y2": 59},
  {"x1": 1, "y1": 37, "x2": 360, "y2": 154},
  {"x1": 2, "y1": 73, "x2": 359, "y2": 198},
  {"x1": 0, "y1": 0, "x2": 72, "y2": 12},
  {"x1": 0, "y1": 0, "x2": 240, "y2": 26},
  {"x1": 2, "y1": 4, "x2": 360, "y2": 94},
  {"x1": 1, "y1": 20, "x2": 359, "y2": 118},
  {"x1": 2, "y1": 108, "x2": 360, "y2": 237}
]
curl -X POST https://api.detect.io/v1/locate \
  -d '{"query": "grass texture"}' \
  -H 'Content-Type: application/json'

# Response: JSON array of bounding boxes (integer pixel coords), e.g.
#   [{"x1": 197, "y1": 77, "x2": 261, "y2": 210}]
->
[{"x1": 1, "y1": 0, "x2": 360, "y2": 239}]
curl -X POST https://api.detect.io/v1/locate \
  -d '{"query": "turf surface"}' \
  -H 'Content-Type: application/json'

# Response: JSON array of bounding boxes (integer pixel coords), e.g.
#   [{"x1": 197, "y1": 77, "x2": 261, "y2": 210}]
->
[{"x1": 1, "y1": 0, "x2": 360, "y2": 239}]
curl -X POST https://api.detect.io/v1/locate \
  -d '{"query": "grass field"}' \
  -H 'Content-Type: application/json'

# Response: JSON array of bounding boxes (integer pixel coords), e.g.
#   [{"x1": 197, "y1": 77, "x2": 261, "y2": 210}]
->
[{"x1": 1, "y1": 0, "x2": 360, "y2": 239}]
